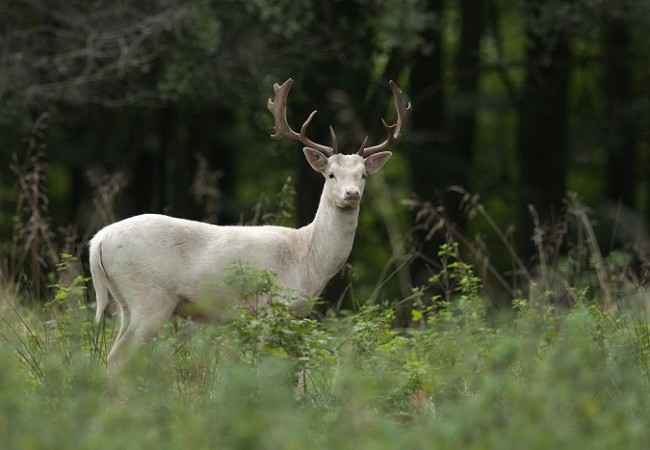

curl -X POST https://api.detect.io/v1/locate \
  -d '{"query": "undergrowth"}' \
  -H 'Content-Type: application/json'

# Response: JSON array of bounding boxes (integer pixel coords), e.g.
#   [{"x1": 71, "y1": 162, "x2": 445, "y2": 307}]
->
[
  {"x1": 1, "y1": 128, "x2": 650, "y2": 448},
  {"x1": 0, "y1": 246, "x2": 649, "y2": 449}
]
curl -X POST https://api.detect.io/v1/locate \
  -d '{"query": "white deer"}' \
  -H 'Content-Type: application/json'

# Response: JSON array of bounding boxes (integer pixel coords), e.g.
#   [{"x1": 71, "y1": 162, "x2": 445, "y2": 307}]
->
[{"x1": 90, "y1": 78, "x2": 411, "y2": 367}]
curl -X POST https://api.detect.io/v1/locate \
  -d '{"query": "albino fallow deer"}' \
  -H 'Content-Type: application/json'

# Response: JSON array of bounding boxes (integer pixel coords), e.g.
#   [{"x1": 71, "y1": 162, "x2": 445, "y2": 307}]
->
[{"x1": 90, "y1": 78, "x2": 411, "y2": 367}]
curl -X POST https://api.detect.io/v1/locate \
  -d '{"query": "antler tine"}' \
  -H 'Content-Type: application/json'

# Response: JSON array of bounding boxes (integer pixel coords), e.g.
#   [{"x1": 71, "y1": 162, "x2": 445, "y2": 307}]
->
[
  {"x1": 358, "y1": 80, "x2": 412, "y2": 157},
  {"x1": 328, "y1": 126, "x2": 339, "y2": 154},
  {"x1": 356, "y1": 135, "x2": 369, "y2": 155},
  {"x1": 268, "y1": 78, "x2": 336, "y2": 156}
]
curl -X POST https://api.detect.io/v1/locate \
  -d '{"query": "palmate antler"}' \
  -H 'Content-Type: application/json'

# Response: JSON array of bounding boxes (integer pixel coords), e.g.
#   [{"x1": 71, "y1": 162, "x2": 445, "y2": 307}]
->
[
  {"x1": 267, "y1": 78, "x2": 337, "y2": 156},
  {"x1": 358, "y1": 80, "x2": 412, "y2": 157},
  {"x1": 267, "y1": 78, "x2": 411, "y2": 157}
]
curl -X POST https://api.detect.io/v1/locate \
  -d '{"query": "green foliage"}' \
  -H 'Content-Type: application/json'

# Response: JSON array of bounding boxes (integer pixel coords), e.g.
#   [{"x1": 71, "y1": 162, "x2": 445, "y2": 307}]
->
[
  {"x1": 2, "y1": 249, "x2": 650, "y2": 448},
  {"x1": 370, "y1": 0, "x2": 432, "y2": 54},
  {"x1": 1, "y1": 254, "x2": 105, "y2": 379},
  {"x1": 225, "y1": 263, "x2": 335, "y2": 371}
]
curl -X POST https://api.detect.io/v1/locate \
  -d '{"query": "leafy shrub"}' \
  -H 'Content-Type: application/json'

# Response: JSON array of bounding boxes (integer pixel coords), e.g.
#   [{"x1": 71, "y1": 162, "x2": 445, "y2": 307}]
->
[{"x1": 0, "y1": 249, "x2": 650, "y2": 449}]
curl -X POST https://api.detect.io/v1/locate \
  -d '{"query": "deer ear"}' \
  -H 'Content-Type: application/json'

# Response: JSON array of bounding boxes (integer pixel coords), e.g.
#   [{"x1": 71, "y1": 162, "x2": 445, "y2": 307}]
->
[
  {"x1": 365, "y1": 151, "x2": 392, "y2": 175},
  {"x1": 303, "y1": 147, "x2": 329, "y2": 173}
]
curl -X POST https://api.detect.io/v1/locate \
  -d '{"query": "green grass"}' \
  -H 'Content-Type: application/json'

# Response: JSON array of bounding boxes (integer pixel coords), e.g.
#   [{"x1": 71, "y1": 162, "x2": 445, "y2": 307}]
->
[{"x1": 1, "y1": 252, "x2": 649, "y2": 449}]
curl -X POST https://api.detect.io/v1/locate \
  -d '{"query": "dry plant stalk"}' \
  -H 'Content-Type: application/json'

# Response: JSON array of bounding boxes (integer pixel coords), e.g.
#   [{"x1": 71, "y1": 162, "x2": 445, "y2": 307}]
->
[{"x1": 9, "y1": 113, "x2": 58, "y2": 302}]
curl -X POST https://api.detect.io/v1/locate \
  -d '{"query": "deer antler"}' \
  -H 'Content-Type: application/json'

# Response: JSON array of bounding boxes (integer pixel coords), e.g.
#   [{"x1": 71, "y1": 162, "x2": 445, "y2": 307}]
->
[
  {"x1": 357, "y1": 80, "x2": 412, "y2": 157},
  {"x1": 267, "y1": 78, "x2": 337, "y2": 156}
]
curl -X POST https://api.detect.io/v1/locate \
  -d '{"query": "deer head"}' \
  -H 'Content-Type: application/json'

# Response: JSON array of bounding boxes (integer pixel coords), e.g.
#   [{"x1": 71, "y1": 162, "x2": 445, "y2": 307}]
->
[{"x1": 267, "y1": 78, "x2": 411, "y2": 210}]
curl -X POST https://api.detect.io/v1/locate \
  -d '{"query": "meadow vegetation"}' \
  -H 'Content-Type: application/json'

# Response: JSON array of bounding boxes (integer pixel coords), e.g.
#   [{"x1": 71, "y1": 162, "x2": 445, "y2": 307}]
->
[
  {"x1": 1, "y1": 149, "x2": 650, "y2": 449},
  {"x1": 1, "y1": 242, "x2": 649, "y2": 448}
]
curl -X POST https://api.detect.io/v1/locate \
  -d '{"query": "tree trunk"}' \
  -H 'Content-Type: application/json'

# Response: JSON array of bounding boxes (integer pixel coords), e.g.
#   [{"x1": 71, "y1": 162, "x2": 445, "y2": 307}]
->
[
  {"x1": 448, "y1": 0, "x2": 485, "y2": 223},
  {"x1": 408, "y1": 0, "x2": 446, "y2": 284},
  {"x1": 602, "y1": 17, "x2": 636, "y2": 208},
  {"x1": 517, "y1": 0, "x2": 571, "y2": 258}
]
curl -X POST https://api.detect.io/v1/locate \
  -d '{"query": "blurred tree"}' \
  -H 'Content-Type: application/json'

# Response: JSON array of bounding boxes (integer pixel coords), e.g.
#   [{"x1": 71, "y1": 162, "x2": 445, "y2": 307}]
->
[
  {"x1": 602, "y1": 10, "x2": 637, "y2": 209},
  {"x1": 516, "y1": 0, "x2": 571, "y2": 256},
  {"x1": 407, "y1": 0, "x2": 446, "y2": 287},
  {"x1": 449, "y1": 0, "x2": 485, "y2": 198},
  {"x1": 0, "y1": 1, "x2": 190, "y2": 121},
  {"x1": 0, "y1": 0, "x2": 332, "y2": 221}
]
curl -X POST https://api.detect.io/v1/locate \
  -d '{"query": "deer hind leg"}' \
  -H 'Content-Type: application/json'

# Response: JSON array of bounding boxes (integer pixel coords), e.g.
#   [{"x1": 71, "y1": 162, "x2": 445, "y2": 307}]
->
[
  {"x1": 103, "y1": 284, "x2": 131, "y2": 369},
  {"x1": 106, "y1": 288, "x2": 178, "y2": 369},
  {"x1": 106, "y1": 286, "x2": 130, "y2": 358}
]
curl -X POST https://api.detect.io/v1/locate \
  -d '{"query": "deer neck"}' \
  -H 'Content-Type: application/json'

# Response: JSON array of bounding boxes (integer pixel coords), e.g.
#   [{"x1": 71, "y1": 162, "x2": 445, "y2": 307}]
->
[{"x1": 303, "y1": 193, "x2": 360, "y2": 288}]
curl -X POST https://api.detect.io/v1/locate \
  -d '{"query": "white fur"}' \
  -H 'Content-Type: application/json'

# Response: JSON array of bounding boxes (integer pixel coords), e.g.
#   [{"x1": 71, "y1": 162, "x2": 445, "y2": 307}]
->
[{"x1": 90, "y1": 150, "x2": 392, "y2": 367}]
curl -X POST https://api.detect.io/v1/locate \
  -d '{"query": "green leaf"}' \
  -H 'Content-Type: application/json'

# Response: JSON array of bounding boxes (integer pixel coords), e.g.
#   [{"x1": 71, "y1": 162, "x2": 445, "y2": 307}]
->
[{"x1": 411, "y1": 309, "x2": 423, "y2": 322}]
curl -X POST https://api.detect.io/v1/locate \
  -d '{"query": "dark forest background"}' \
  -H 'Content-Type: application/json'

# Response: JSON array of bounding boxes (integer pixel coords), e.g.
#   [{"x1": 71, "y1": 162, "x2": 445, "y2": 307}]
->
[{"x1": 1, "y1": 0, "x2": 649, "y2": 311}]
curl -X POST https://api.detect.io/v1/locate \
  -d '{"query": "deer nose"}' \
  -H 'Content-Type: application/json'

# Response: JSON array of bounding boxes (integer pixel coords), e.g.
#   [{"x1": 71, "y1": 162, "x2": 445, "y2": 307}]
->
[{"x1": 345, "y1": 187, "x2": 361, "y2": 200}]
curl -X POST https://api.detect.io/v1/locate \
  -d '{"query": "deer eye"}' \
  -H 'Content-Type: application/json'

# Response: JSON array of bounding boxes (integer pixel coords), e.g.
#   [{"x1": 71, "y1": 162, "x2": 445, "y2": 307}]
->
[{"x1": 328, "y1": 173, "x2": 335, "y2": 179}]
